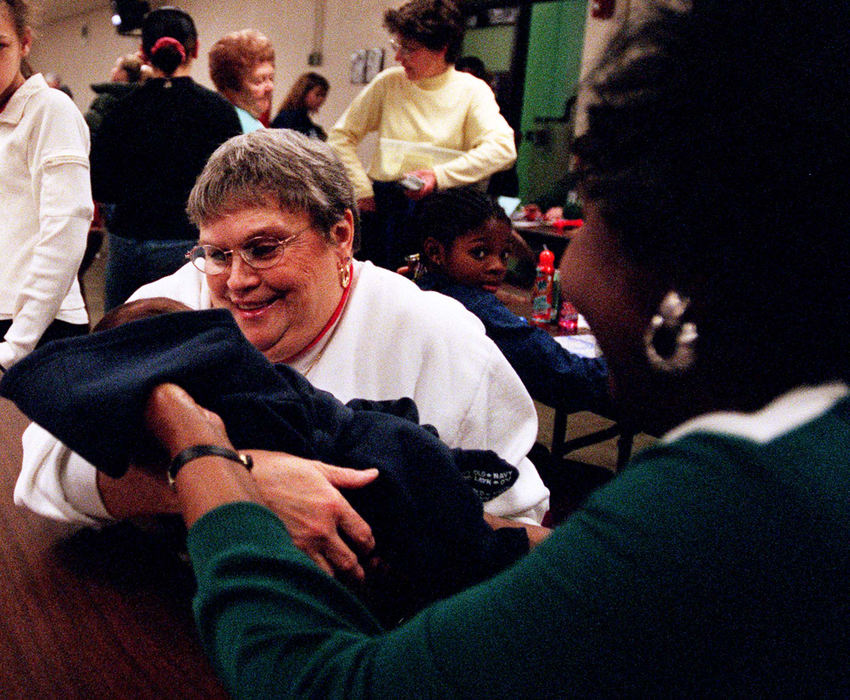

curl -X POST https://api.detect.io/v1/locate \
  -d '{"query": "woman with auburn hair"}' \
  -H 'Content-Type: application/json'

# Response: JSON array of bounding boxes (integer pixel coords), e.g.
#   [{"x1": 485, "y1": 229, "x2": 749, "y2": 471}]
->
[
  {"x1": 270, "y1": 71, "x2": 329, "y2": 140},
  {"x1": 208, "y1": 28, "x2": 275, "y2": 133}
]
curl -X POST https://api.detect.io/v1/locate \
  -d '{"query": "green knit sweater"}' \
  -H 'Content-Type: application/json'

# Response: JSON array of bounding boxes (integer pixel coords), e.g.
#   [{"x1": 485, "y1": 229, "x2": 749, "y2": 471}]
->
[{"x1": 188, "y1": 384, "x2": 850, "y2": 698}]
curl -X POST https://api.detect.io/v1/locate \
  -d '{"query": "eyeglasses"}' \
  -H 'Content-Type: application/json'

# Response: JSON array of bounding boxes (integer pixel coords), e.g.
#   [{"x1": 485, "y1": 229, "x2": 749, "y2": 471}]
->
[
  {"x1": 389, "y1": 37, "x2": 422, "y2": 57},
  {"x1": 186, "y1": 227, "x2": 309, "y2": 275}
]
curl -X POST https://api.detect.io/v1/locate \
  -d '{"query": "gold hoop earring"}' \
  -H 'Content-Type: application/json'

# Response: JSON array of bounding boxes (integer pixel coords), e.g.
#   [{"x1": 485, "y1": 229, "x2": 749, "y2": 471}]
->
[
  {"x1": 338, "y1": 260, "x2": 351, "y2": 288},
  {"x1": 643, "y1": 290, "x2": 698, "y2": 373}
]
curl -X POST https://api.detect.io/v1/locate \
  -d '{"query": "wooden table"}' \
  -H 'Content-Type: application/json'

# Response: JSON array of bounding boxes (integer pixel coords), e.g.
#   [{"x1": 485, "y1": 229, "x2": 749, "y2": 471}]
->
[{"x1": 0, "y1": 399, "x2": 227, "y2": 698}]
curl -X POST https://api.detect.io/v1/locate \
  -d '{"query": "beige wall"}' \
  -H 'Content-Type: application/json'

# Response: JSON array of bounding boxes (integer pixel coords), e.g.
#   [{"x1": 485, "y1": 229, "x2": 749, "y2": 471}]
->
[
  {"x1": 31, "y1": 1, "x2": 635, "y2": 162},
  {"x1": 28, "y1": 0, "x2": 392, "y2": 140}
]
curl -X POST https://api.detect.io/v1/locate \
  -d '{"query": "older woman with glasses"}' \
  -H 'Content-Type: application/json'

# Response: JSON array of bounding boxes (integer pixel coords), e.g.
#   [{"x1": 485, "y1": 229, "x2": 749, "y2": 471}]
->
[
  {"x1": 328, "y1": 0, "x2": 516, "y2": 270},
  {"x1": 16, "y1": 129, "x2": 550, "y2": 576}
]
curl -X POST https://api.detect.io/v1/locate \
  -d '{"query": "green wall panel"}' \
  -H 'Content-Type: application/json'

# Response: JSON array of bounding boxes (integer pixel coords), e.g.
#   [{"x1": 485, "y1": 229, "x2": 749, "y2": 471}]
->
[{"x1": 517, "y1": 0, "x2": 587, "y2": 202}]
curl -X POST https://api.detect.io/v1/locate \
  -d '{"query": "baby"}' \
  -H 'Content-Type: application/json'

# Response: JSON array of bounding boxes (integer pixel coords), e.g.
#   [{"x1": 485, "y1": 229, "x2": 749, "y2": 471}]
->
[{"x1": 2, "y1": 301, "x2": 529, "y2": 620}]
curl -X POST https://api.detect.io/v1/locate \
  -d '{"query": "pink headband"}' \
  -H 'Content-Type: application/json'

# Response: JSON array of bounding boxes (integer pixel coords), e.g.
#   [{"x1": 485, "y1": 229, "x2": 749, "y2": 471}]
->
[{"x1": 149, "y1": 36, "x2": 186, "y2": 63}]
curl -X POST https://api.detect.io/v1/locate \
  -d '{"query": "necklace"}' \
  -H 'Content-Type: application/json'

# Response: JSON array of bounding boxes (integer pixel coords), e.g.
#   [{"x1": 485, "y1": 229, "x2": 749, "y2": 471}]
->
[
  {"x1": 301, "y1": 326, "x2": 336, "y2": 377},
  {"x1": 288, "y1": 263, "x2": 353, "y2": 378}
]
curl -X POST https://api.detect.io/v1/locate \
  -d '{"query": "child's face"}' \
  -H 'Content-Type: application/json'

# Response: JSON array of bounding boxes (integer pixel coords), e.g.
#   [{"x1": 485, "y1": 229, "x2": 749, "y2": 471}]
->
[
  {"x1": 443, "y1": 217, "x2": 512, "y2": 293},
  {"x1": 0, "y1": 4, "x2": 30, "y2": 111}
]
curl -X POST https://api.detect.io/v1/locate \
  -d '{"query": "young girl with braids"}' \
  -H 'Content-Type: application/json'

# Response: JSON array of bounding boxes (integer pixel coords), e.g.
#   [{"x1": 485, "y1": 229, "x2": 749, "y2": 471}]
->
[
  {"x1": 0, "y1": 0, "x2": 92, "y2": 370},
  {"x1": 90, "y1": 6, "x2": 241, "y2": 311}
]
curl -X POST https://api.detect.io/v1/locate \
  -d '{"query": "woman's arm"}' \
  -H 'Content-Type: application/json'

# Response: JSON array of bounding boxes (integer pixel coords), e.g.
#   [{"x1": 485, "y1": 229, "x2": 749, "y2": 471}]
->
[
  {"x1": 157, "y1": 381, "x2": 770, "y2": 698},
  {"x1": 431, "y1": 79, "x2": 517, "y2": 192},
  {"x1": 16, "y1": 412, "x2": 376, "y2": 579},
  {"x1": 183, "y1": 445, "x2": 676, "y2": 698},
  {"x1": 144, "y1": 383, "x2": 265, "y2": 525},
  {"x1": 141, "y1": 385, "x2": 377, "y2": 578},
  {"x1": 327, "y1": 77, "x2": 385, "y2": 202},
  {"x1": 15, "y1": 424, "x2": 112, "y2": 525}
]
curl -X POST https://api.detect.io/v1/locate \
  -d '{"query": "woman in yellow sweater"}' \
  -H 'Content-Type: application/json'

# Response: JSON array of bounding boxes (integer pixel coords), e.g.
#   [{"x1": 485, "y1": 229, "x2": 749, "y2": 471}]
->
[{"x1": 327, "y1": 0, "x2": 516, "y2": 269}]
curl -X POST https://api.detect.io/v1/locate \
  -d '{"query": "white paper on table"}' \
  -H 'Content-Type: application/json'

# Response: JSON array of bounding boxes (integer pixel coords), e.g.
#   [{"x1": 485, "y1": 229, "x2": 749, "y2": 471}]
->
[{"x1": 554, "y1": 327, "x2": 602, "y2": 358}]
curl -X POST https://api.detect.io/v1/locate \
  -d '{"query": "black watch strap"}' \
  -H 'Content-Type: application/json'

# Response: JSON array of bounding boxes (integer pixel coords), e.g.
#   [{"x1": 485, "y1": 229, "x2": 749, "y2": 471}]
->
[{"x1": 168, "y1": 444, "x2": 253, "y2": 485}]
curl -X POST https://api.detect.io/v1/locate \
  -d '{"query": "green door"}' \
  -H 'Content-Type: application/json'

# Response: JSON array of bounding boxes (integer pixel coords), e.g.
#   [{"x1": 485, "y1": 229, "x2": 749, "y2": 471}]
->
[{"x1": 516, "y1": 0, "x2": 587, "y2": 203}]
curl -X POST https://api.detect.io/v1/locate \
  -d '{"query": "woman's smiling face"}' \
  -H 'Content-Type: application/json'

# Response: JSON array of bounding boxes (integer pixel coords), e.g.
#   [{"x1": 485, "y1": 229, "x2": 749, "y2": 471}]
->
[{"x1": 202, "y1": 204, "x2": 353, "y2": 362}]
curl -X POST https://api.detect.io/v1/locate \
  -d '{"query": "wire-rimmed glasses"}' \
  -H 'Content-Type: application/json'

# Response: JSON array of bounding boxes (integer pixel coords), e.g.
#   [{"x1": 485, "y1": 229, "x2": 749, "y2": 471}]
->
[
  {"x1": 389, "y1": 37, "x2": 422, "y2": 57},
  {"x1": 186, "y1": 226, "x2": 309, "y2": 275}
]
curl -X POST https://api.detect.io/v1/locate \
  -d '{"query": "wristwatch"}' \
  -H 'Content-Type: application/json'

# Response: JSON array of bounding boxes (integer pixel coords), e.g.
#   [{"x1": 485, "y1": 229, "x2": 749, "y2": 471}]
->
[{"x1": 168, "y1": 444, "x2": 253, "y2": 486}]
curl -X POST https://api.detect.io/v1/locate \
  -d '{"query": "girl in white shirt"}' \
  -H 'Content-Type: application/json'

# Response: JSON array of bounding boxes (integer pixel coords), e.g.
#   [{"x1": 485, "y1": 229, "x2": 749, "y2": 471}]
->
[{"x1": 0, "y1": 0, "x2": 92, "y2": 369}]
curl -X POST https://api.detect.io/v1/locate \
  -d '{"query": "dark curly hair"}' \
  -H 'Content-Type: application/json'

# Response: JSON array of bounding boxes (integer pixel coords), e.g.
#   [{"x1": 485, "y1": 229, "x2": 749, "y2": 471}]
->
[
  {"x1": 383, "y1": 0, "x2": 465, "y2": 64},
  {"x1": 411, "y1": 185, "x2": 508, "y2": 258},
  {"x1": 573, "y1": 1, "x2": 850, "y2": 383}
]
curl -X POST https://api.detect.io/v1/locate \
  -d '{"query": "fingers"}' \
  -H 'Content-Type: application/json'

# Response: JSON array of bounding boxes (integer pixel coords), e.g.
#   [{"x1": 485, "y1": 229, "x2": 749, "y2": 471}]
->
[
  {"x1": 248, "y1": 454, "x2": 377, "y2": 580},
  {"x1": 293, "y1": 524, "x2": 368, "y2": 582},
  {"x1": 308, "y1": 551, "x2": 334, "y2": 578},
  {"x1": 322, "y1": 535, "x2": 366, "y2": 582},
  {"x1": 290, "y1": 476, "x2": 375, "y2": 579},
  {"x1": 336, "y1": 501, "x2": 376, "y2": 557},
  {"x1": 318, "y1": 464, "x2": 379, "y2": 489}
]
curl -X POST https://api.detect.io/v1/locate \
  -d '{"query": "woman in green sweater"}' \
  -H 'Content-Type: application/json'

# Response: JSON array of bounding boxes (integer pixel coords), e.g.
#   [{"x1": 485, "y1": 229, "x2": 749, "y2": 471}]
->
[{"x1": 145, "y1": 1, "x2": 850, "y2": 695}]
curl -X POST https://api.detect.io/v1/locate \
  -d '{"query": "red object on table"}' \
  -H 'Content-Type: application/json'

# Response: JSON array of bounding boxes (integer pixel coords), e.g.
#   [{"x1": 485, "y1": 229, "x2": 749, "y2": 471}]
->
[
  {"x1": 550, "y1": 218, "x2": 584, "y2": 231},
  {"x1": 531, "y1": 247, "x2": 556, "y2": 326}
]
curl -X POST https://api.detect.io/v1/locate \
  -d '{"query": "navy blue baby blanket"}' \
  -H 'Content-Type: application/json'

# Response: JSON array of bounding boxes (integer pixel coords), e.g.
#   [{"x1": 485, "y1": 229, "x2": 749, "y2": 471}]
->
[{"x1": 0, "y1": 309, "x2": 526, "y2": 607}]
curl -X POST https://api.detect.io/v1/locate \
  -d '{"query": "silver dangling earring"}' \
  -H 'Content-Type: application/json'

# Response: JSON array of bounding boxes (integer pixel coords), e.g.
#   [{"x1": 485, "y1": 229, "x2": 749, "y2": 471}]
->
[
  {"x1": 338, "y1": 259, "x2": 351, "y2": 288},
  {"x1": 643, "y1": 290, "x2": 698, "y2": 373}
]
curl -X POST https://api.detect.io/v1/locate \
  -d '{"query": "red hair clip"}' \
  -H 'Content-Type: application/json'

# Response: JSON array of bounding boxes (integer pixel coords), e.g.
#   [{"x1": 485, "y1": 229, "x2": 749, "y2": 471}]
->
[{"x1": 149, "y1": 36, "x2": 186, "y2": 63}]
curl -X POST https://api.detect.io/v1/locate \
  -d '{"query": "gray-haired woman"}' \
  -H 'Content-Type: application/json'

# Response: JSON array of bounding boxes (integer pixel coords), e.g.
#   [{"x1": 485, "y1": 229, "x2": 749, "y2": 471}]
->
[{"x1": 17, "y1": 129, "x2": 550, "y2": 575}]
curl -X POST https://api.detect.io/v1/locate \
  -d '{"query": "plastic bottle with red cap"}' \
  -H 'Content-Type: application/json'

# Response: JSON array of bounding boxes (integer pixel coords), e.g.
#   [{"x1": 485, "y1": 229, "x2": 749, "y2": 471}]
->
[{"x1": 531, "y1": 247, "x2": 556, "y2": 326}]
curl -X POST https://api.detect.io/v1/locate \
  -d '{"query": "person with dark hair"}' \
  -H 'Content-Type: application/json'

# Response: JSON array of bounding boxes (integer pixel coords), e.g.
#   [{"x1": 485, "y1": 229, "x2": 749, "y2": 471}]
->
[
  {"x1": 208, "y1": 29, "x2": 275, "y2": 133},
  {"x1": 328, "y1": 0, "x2": 516, "y2": 270},
  {"x1": 270, "y1": 71, "x2": 329, "y2": 139},
  {"x1": 120, "y1": 1, "x2": 849, "y2": 695},
  {"x1": 455, "y1": 55, "x2": 489, "y2": 83},
  {"x1": 89, "y1": 6, "x2": 241, "y2": 311},
  {"x1": 0, "y1": 0, "x2": 92, "y2": 370},
  {"x1": 411, "y1": 186, "x2": 610, "y2": 414}
]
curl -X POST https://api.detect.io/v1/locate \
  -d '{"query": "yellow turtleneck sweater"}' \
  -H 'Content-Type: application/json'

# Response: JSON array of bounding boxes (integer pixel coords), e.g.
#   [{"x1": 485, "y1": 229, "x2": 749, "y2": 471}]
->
[{"x1": 328, "y1": 66, "x2": 516, "y2": 200}]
